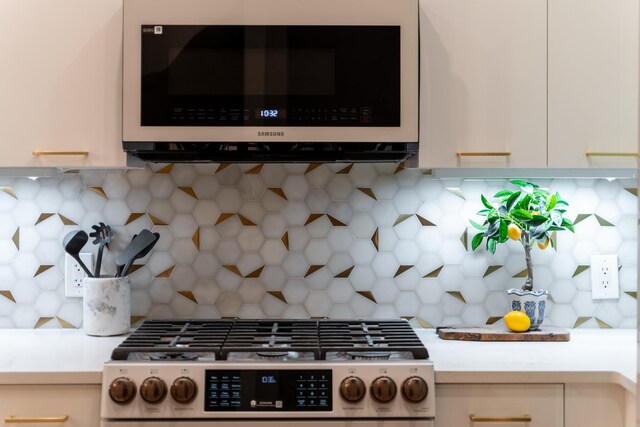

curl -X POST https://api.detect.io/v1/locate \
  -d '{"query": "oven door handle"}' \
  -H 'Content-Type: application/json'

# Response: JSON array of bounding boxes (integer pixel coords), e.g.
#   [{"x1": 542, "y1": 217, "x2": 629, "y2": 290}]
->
[{"x1": 5, "y1": 415, "x2": 69, "y2": 423}]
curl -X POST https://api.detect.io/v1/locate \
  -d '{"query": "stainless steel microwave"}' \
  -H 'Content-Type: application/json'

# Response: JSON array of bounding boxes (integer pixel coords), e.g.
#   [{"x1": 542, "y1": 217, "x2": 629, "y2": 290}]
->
[{"x1": 123, "y1": 0, "x2": 419, "y2": 163}]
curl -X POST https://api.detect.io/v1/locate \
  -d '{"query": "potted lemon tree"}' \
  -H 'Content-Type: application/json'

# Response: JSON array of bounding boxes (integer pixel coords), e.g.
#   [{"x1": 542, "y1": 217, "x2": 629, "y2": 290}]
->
[{"x1": 470, "y1": 180, "x2": 575, "y2": 330}]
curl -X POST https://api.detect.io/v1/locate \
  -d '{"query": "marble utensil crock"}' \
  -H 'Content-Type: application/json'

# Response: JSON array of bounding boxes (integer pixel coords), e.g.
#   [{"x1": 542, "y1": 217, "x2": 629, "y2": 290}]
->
[{"x1": 83, "y1": 277, "x2": 130, "y2": 336}]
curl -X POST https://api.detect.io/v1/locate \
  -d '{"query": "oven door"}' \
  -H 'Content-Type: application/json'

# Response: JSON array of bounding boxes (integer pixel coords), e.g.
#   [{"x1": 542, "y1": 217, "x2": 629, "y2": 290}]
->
[
  {"x1": 102, "y1": 421, "x2": 434, "y2": 427},
  {"x1": 123, "y1": 0, "x2": 419, "y2": 145}
]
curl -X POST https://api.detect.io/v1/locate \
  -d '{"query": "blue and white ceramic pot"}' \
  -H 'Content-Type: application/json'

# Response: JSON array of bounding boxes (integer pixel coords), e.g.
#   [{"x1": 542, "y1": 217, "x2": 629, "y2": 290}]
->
[{"x1": 506, "y1": 288, "x2": 549, "y2": 330}]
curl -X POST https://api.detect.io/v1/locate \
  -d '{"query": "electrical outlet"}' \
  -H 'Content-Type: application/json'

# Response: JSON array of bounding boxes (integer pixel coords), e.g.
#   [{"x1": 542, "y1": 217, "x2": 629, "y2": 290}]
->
[
  {"x1": 64, "y1": 253, "x2": 93, "y2": 298},
  {"x1": 591, "y1": 254, "x2": 619, "y2": 300}
]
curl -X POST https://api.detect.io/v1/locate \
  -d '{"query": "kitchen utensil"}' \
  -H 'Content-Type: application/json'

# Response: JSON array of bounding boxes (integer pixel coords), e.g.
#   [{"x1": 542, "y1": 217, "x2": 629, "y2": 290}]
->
[
  {"x1": 83, "y1": 276, "x2": 130, "y2": 336},
  {"x1": 121, "y1": 232, "x2": 159, "y2": 277},
  {"x1": 115, "y1": 234, "x2": 136, "y2": 278},
  {"x1": 89, "y1": 222, "x2": 114, "y2": 277},
  {"x1": 115, "y1": 229, "x2": 157, "y2": 277},
  {"x1": 62, "y1": 230, "x2": 93, "y2": 277}
]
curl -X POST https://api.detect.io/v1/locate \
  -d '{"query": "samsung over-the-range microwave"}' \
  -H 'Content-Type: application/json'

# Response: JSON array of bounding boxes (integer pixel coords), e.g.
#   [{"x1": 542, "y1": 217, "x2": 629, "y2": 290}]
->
[{"x1": 122, "y1": 0, "x2": 419, "y2": 163}]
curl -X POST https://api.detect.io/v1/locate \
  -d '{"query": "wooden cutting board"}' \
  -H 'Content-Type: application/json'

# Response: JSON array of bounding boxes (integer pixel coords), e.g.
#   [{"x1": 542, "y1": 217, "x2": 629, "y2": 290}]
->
[{"x1": 436, "y1": 325, "x2": 570, "y2": 342}]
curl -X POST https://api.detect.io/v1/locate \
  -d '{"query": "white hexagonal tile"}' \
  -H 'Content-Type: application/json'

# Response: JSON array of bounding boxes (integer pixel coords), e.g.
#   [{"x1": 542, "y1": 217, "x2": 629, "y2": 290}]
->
[
  {"x1": 192, "y1": 279, "x2": 220, "y2": 305},
  {"x1": 327, "y1": 253, "x2": 354, "y2": 277},
  {"x1": 261, "y1": 293, "x2": 287, "y2": 317},
  {"x1": 147, "y1": 252, "x2": 175, "y2": 277},
  {"x1": 394, "y1": 216, "x2": 421, "y2": 241},
  {"x1": 368, "y1": 278, "x2": 398, "y2": 304},
  {"x1": 371, "y1": 253, "x2": 399, "y2": 278},
  {"x1": 13, "y1": 178, "x2": 40, "y2": 199},
  {"x1": 305, "y1": 267, "x2": 332, "y2": 290},
  {"x1": 103, "y1": 200, "x2": 130, "y2": 226},
  {"x1": 548, "y1": 304, "x2": 577, "y2": 328},
  {"x1": 348, "y1": 215, "x2": 376, "y2": 239},
  {"x1": 348, "y1": 164, "x2": 377, "y2": 187},
  {"x1": 236, "y1": 253, "x2": 263, "y2": 277},
  {"x1": 236, "y1": 227, "x2": 264, "y2": 252},
  {"x1": 372, "y1": 304, "x2": 398, "y2": 318},
  {"x1": 282, "y1": 175, "x2": 310, "y2": 201},
  {"x1": 593, "y1": 227, "x2": 623, "y2": 254},
  {"x1": 326, "y1": 175, "x2": 352, "y2": 201},
  {"x1": 283, "y1": 202, "x2": 310, "y2": 226},
  {"x1": 306, "y1": 189, "x2": 332, "y2": 212},
  {"x1": 12, "y1": 253, "x2": 39, "y2": 279},
  {"x1": 35, "y1": 187, "x2": 63, "y2": 213},
  {"x1": 215, "y1": 188, "x2": 243, "y2": 212},
  {"x1": 170, "y1": 239, "x2": 198, "y2": 264},
  {"x1": 216, "y1": 292, "x2": 243, "y2": 317},
  {"x1": 214, "y1": 240, "x2": 242, "y2": 265},
  {"x1": 392, "y1": 240, "x2": 420, "y2": 265},
  {"x1": 393, "y1": 188, "x2": 421, "y2": 213},
  {"x1": 371, "y1": 175, "x2": 399, "y2": 200},
  {"x1": 169, "y1": 188, "x2": 198, "y2": 214},
  {"x1": 148, "y1": 199, "x2": 176, "y2": 226},
  {"x1": 615, "y1": 189, "x2": 637, "y2": 215},
  {"x1": 327, "y1": 228, "x2": 354, "y2": 252},
  {"x1": 437, "y1": 266, "x2": 465, "y2": 291},
  {"x1": 393, "y1": 291, "x2": 421, "y2": 316},
  {"x1": 170, "y1": 293, "x2": 198, "y2": 317},
  {"x1": 328, "y1": 281, "x2": 355, "y2": 304},
  {"x1": 261, "y1": 214, "x2": 287, "y2": 239},
  {"x1": 11, "y1": 305, "x2": 39, "y2": 328},
  {"x1": 461, "y1": 305, "x2": 488, "y2": 324},
  {"x1": 377, "y1": 227, "x2": 398, "y2": 252},
  {"x1": 170, "y1": 214, "x2": 197, "y2": 239},
  {"x1": 348, "y1": 240, "x2": 377, "y2": 265},
  {"x1": 261, "y1": 266, "x2": 287, "y2": 290},
  {"x1": 371, "y1": 201, "x2": 399, "y2": 227},
  {"x1": 349, "y1": 266, "x2": 377, "y2": 291},
  {"x1": 287, "y1": 227, "x2": 310, "y2": 251},
  {"x1": 237, "y1": 175, "x2": 266, "y2": 201},
  {"x1": 327, "y1": 202, "x2": 354, "y2": 225},
  {"x1": 148, "y1": 174, "x2": 175, "y2": 199},
  {"x1": 283, "y1": 279, "x2": 309, "y2": 304},
  {"x1": 130, "y1": 290, "x2": 152, "y2": 315},
  {"x1": 12, "y1": 200, "x2": 41, "y2": 226},
  {"x1": 415, "y1": 178, "x2": 443, "y2": 201},
  {"x1": 306, "y1": 165, "x2": 333, "y2": 188},
  {"x1": 439, "y1": 240, "x2": 467, "y2": 265},
  {"x1": 282, "y1": 253, "x2": 308, "y2": 277},
  {"x1": 239, "y1": 201, "x2": 266, "y2": 225},
  {"x1": 125, "y1": 188, "x2": 153, "y2": 213},
  {"x1": 349, "y1": 189, "x2": 376, "y2": 213},
  {"x1": 619, "y1": 265, "x2": 637, "y2": 291},
  {"x1": 570, "y1": 291, "x2": 598, "y2": 317},
  {"x1": 34, "y1": 239, "x2": 62, "y2": 265},
  {"x1": 416, "y1": 279, "x2": 445, "y2": 304},
  {"x1": 304, "y1": 240, "x2": 332, "y2": 265},
  {"x1": 215, "y1": 268, "x2": 243, "y2": 290},
  {"x1": 192, "y1": 175, "x2": 221, "y2": 200},
  {"x1": 394, "y1": 267, "x2": 421, "y2": 291},
  {"x1": 304, "y1": 292, "x2": 332, "y2": 317},
  {"x1": 237, "y1": 280, "x2": 266, "y2": 304},
  {"x1": 0, "y1": 241, "x2": 17, "y2": 264},
  {"x1": 260, "y1": 164, "x2": 288, "y2": 187}
]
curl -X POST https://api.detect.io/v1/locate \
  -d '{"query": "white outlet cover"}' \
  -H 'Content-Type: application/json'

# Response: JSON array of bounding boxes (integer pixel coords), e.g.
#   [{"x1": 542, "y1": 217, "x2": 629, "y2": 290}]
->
[
  {"x1": 64, "y1": 253, "x2": 93, "y2": 298},
  {"x1": 591, "y1": 254, "x2": 620, "y2": 300}
]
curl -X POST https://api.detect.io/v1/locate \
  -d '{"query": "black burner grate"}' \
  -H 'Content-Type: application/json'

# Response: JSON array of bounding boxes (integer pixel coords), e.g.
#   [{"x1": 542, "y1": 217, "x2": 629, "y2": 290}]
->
[{"x1": 111, "y1": 319, "x2": 429, "y2": 361}]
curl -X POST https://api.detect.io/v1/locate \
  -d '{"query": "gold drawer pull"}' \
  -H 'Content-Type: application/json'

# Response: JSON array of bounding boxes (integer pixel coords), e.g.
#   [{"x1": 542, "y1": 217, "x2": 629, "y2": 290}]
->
[
  {"x1": 457, "y1": 152, "x2": 512, "y2": 157},
  {"x1": 32, "y1": 151, "x2": 89, "y2": 156},
  {"x1": 470, "y1": 414, "x2": 532, "y2": 423},
  {"x1": 5, "y1": 415, "x2": 68, "y2": 423},
  {"x1": 586, "y1": 152, "x2": 639, "y2": 158}
]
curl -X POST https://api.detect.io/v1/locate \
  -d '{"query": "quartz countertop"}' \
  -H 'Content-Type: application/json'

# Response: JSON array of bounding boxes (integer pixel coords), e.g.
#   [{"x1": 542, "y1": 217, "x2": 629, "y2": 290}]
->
[{"x1": 0, "y1": 328, "x2": 636, "y2": 392}]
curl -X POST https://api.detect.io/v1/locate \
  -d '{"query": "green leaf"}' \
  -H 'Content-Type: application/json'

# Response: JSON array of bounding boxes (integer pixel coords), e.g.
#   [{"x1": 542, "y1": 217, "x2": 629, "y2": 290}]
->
[
  {"x1": 517, "y1": 194, "x2": 532, "y2": 211},
  {"x1": 469, "y1": 219, "x2": 487, "y2": 231},
  {"x1": 510, "y1": 179, "x2": 528, "y2": 188},
  {"x1": 486, "y1": 220, "x2": 500, "y2": 237},
  {"x1": 511, "y1": 209, "x2": 533, "y2": 220},
  {"x1": 550, "y1": 210, "x2": 563, "y2": 226},
  {"x1": 487, "y1": 238, "x2": 497, "y2": 254},
  {"x1": 561, "y1": 218, "x2": 575, "y2": 232},
  {"x1": 476, "y1": 209, "x2": 491, "y2": 216},
  {"x1": 522, "y1": 184, "x2": 534, "y2": 194},
  {"x1": 546, "y1": 193, "x2": 557, "y2": 211},
  {"x1": 526, "y1": 216, "x2": 548, "y2": 226},
  {"x1": 548, "y1": 225, "x2": 565, "y2": 231},
  {"x1": 506, "y1": 191, "x2": 521, "y2": 210},
  {"x1": 555, "y1": 200, "x2": 569, "y2": 207},
  {"x1": 471, "y1": 233, "x2": 484, "y2": 251},
  {"x1": 529, "y1": 224, "x2": 546, "y2": 240},
  {"x1": 481, "y1": 195, "x2": 493, "y2": 210},
  {"x1": 498, "y1": 220, "x2": 508, "y2": 242},
  {"x1": 494, "y1": 190, "x2": 513, "y2": 198}
]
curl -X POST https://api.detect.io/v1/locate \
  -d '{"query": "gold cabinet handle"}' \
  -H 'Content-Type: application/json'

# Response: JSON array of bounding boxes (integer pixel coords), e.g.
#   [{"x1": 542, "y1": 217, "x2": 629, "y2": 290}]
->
[
  {"x1": 470, "y1": 414, "x2": 532, "y2": 423},
  {"x1": 457, "y1": 152, "x2": 512, "y2": 157},
  {"x1": 5, "y1": 416, "x2": 68, "y2": 423},
  {"x1": 586, "y1": 152, "x2": 639, "y2": 157},
  {"x1": 32, "y1": 151, "x2": 89, "y2": 156}
]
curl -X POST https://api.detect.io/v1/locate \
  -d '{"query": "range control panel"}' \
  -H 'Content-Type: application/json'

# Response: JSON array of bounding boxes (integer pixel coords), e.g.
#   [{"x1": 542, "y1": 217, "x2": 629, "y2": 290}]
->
[{"x1": 205, "y1": 370, "x2": 332, "y2": 412}]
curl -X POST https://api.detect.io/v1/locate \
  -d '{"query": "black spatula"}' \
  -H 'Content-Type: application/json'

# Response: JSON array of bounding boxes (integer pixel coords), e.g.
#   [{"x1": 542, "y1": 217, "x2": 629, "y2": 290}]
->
[{"x1": 115, "y1": 229, "x2": 157, "y2": 278}]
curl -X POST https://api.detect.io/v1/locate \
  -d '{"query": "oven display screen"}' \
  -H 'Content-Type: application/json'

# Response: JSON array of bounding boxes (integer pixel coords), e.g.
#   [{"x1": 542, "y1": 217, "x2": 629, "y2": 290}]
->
[{"x1": 204, "y1": 370, "x2": 332, "y2": 412}]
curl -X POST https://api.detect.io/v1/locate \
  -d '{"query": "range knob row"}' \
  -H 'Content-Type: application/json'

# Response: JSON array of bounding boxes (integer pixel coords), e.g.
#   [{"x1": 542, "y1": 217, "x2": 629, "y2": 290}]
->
[
  {"x1": 340, "y1": 376, "x2": 428, "y2": 403},
  {"x1": 109, "y1": 377, "x2": 198, "y2": 405}
]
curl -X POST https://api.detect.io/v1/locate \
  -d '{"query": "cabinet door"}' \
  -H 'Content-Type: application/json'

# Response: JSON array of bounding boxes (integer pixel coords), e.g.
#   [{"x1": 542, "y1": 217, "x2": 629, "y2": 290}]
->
[
  {"x1": 435, "y1": 384, "x2": 563, "y2": 427},
  {"x1": 0, "y1": 384, "x2": 101, "y2": 427},
  {"x1": 419, "y1": 0, "x2": 547, "y2": 168},
  {"x1": 548, "y1": 0, "x2": 639, "y2": 168},
  {"x1": 0, "y1": 0, "x2": 126, "y2": 168},
  {"x1": 565, "y1": 384, "x2": 627, "y2": 427}
]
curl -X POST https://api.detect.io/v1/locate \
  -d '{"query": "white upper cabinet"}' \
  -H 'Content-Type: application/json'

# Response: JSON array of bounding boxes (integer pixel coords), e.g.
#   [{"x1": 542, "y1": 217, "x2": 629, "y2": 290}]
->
[
  {"x1": 548, "y1": 0, "x2": 639, "y2": 169},
  {"x1": 0, "y1": 0, "x2": 125, "y2": 168},
  {"x1": 419, "y1": 0, "x2": 548, "y2": 169}
]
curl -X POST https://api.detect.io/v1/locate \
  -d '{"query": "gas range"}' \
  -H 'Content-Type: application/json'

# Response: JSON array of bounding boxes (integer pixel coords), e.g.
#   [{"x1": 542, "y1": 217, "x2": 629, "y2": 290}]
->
[{"x1": 101, "y1": 319, "x2": 435, "y2": 427}]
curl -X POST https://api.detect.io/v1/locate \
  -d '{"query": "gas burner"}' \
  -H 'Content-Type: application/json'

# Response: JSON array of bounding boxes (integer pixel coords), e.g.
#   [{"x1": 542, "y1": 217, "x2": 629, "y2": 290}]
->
[
  {"x1": 347, "y1": 351, "x2": 392, "y2": 360},
  {"x1": 148, "y1": 352, "x2": 201, "y2": 361},
  {"x1": 256, "y1": 351, "x2": 290, "y2": 359}
]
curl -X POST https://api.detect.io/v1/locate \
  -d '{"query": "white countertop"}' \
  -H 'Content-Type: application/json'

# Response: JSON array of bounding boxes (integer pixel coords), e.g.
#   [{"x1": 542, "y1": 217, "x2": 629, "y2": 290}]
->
[{"x1": 0, "y1": 328, "x2": 636, "y2": 392}]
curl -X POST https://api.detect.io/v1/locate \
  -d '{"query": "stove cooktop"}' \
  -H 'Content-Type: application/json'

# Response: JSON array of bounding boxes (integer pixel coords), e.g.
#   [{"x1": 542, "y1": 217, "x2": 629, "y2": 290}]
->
[{"x1": 112, "y1": 319, "x2": 429, "y2": 362}]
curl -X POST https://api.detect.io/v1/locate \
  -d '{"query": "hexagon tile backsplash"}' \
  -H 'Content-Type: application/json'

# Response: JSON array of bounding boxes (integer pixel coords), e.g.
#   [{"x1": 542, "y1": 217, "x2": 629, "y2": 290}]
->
[{"x1": 0, "y1": 163, "x2": 636, "y2": 329}]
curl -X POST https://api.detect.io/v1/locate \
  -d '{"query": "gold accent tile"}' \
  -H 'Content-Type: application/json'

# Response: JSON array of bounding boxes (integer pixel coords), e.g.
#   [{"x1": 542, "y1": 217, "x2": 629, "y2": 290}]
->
[
  {"x1": 483, "y1": 265, "x2": 503, "y2": 278},
  {"x1": 178, "y1": 291, "x2": 198, "y2": 303},
  {"x1": 625, "y1": 291, "x2": 637, "y2": 299},
  {"x1": 357, "y1": 188, "x2": 377, "y2": 200},
  {"x1": 192, "y1": 228, "x2": 200, "y2": 250},
  {"x1": 594, "y1": 214, "x2": 614, "y2": 227},
  {"x1": 393, "y1": 163, "x2": 405, "y2": 175},
  {"x1": 127, "y1": 265, "x2": 144, "y2": 274},
  {"x1": 336, "y1": 164, "x2": 354, "y2": 174},
  {"x1": 156, "y1": 164, "x2": 174, "y2": 174},
  {"x1": 305, "y1": 214, "x2": 324, "y2": 226},
  {"x1": 574, "y1": 214, "x2": 592, "y2": 225},
  {"x1": 447, "y1": 291, "x2": 467, "y2": 303},
  {"x1": 223, "y1": 265, "x2": 243, "y2": 277},
  {"x1": 305, "y1": 163, "x2": 322, "y2": 174},
  {"x1": 460, "y1": 229, "x2": 468, "y2": 249},
  {"x1": 371, "y1": 228, "x2": 379, "y2": 251},
  {"x1": 11, "y1": 228, "x2": 19, "y2": 250},
  {"x1": 573, "y1": 317, "x2": 592, "y2": 328},
  {"x1": 89, "y1": 187, "x2": 108, "y2": 199},
  {"x1": 423, "y1": 266, "x2": 443, "y2": 278},
  {"x1": 178, "y1": 187, "x2": 198, "y2": 199},
  {"x1": 624, "y1": 187, "x2": 637, "y2": 196},
  {"x1": 357, "y1": 291, "x2": 377, "y2": 303},
  {"x1": 394, "y1": 214, "x2": 413, "y2": 226},
  {"x1": 268, "y1": 188, "x2": 288, "y2": 200},
  {"x1": 334, "y1": 266, "x2": 354, "y2": 278},
  {"x1": 148, "y1": 214, "x2": 168, "y2": 226},
  {"x1": 125, "y1": 213, "x2": 146, "y2": 225},
  {"x1": 417, "y1": 318, "x2": 433, "y2": 328},
  {"x1": 572, "y1": 266, "x2": 590, "y2": 278},
  {"x1": 58, "y1": 214, "x2": 77, "y2": 226},
  {"x1": 131, "y1": 316, "x2": 146, "y2": 326},
  {"x1": 327, "y1": 215, "x2": 347, "y2": 226},
  {"x1": 56, "y1": 317, "x2": 76, "y2": 329},
  {"x1": 245, "y1": 164, "x2": 264, "y2": 174},
  {"x1": 237, "y1": 214, "x2": 257, "y2": 226},
  {"x1": 304, "y1": 265, "x2": 324, "y2": 277},
  {"x1": 35, "y1": 213, "x2": 55, "y2": 225},
  {"x1": 486, "y1": 317, "x2": 503, "y2": 325},
  {"x1": 216, "y1": 213, "x2": 235, "y2": 225},
  {"x1": 417, "y1": 215, "x2": 436, "y2": 226},
  {"x1": 394, "y1": 265, "x2": 413, "y2": 278},
  {"x1": 155, "y1": 265, "x2": 175, "y2": 278},
  {"x1": 595, "y1": 317, "x2": 612, "y2": 329},
  {"x1": 268, "y1": 291, "x2": 287, "y2": 303},
  {"x1": 0, "y1": 291, "x2": 16, "y2": 303},
  {"x1": 34, "y1": 265, "x2": 54, "y2": 277},
  {"x1": 547, "y1": 295, "x2": 555, "y2": 304},
  {"x1": 34, "y1": 317, "x2": 54, "y2": 329},
  {"x1": 216, "y1": 164, "x2": 231, "y2": 173},
  {"x1": 281, "y1": 232, "x2": 290, "y2": 250},
  {"x1": 551, "y1": 231, "x2": 558, "y2": 252},
  {"x1": 0, "y1": 187, "x2": 17, "y2": 199},
  {"x1": 245, "y1": 266, "x2": 265, "y2": 278},
  {"x1": 445, "y1": 187, "x2": 466, "y2": 200},
  {"x1": 513, "y1": 269, "x2": 529, "y2": 278}
]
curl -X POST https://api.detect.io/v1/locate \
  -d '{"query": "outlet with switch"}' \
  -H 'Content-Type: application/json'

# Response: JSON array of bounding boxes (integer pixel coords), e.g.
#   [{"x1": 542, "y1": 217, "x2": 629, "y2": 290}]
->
[
  {"x1": 64, "y1": 253, "x2": 93, "y2": 298},
  {"x1": 590, "y1": 254, "x2": 619, "y2": 300}
]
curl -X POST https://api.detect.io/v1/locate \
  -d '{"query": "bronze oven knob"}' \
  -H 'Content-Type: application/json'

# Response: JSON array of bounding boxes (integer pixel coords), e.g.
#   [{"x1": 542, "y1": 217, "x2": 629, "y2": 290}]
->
[
  {"x1": 401, "y1": 376, "x2": 429, "y2": 403},
  {"x1": 109, "y1": 377, "x2": 137, "y2": 404},
  {"x1": 371, "y1": 376, "x2": 397, "y2": 403},
  {"x1": 340, "y1": 376, "x2": 366, "y2": 402},
  {"x1": 140, "y1": 377, "x2": 167, "y2": 404},
  {"x1": 171, "y1": 377, "x2": 198, "y2": 404}
]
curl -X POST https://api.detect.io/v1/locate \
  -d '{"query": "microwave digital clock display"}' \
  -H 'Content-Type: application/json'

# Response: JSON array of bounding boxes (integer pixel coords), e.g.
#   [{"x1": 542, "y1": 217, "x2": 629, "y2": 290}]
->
[{"x1": 257, "y1": 109, "x2": 286, "y2": 119}]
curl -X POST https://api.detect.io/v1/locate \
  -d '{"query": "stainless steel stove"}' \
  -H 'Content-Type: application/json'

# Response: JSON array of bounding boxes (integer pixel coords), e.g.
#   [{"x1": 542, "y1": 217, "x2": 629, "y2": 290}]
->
[{"x1": 101, "y1": 319, "x2": 435, "y2": 427}]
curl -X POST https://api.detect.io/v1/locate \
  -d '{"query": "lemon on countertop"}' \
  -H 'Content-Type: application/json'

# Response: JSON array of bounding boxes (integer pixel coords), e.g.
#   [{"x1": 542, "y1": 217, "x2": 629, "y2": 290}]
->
[{"x1": 504, "y1": 310, "x2": 531, "y2": 332}]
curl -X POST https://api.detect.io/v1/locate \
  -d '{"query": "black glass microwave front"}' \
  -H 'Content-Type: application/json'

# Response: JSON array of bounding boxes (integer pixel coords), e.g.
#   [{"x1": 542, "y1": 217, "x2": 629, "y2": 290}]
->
[{"x1": 141, "y1": 25, "x2": 400, "y2": 127}]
